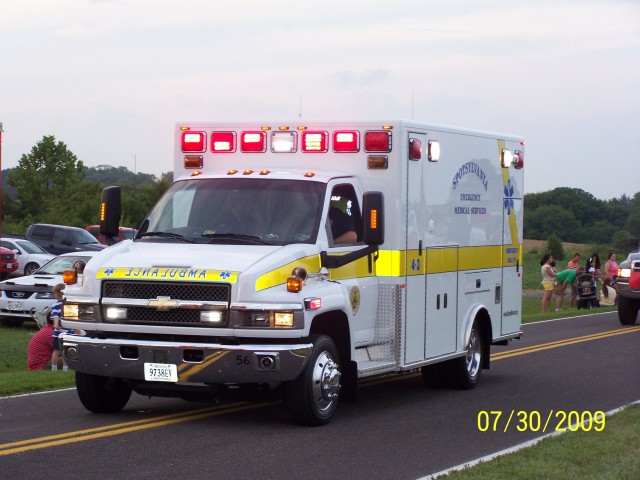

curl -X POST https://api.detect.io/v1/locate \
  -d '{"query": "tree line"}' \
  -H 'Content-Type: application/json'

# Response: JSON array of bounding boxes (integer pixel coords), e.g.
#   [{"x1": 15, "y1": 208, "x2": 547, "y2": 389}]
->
[
  {"x1": 1, "y1": 136, "x2": 639, "y2": 252},
  {"x1": 1, "y1": 136, "x2": 171, "y2": 235}
]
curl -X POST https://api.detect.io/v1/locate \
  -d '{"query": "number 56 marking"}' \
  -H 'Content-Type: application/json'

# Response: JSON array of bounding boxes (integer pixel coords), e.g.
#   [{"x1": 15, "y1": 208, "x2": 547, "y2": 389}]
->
[{"x1": 236, "y1": 355, "x2": 250, "y2": 366}]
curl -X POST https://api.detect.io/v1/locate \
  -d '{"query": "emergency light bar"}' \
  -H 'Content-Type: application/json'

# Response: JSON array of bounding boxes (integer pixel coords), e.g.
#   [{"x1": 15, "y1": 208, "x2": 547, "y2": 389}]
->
[
  {"x1": 271, "y1": 131, "x2": 297, "y2": 153},
  {"x1": 212, "y1": 132, "x2": 236, "y2": 152},
  {"x1": 181, "y1": 131, "x2": 205, "y2": 152},
  {"x1": 364, "y1": 131, "x2": 392, "y2": 152},
  {"x1": 333, "y1": 131, "x2": 359, "y2": 152},
  {"x1": 241, "y1": 131, "x2": 267, "y2": 152},
  {"x1": 301, "y1": 131, "x2": 328, "y2": 152}
]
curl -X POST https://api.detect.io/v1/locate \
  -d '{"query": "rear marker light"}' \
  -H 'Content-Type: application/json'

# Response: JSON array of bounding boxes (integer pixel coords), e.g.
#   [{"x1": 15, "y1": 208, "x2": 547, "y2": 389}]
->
[
  {"x1": 409, "y1": 138, "x2": 421, "y2": 160},
  {"x1": 333, "y1": 131, "x2": 359, "y2": 152},
  {"x1": 182, "y1": 131, "x2": 205, "y2": 152},
  {"x1": 514, "y1": 150, "x2": 524, "y2": 169},
  {"x1": 364, "y1": 131, "x2": 392, "y2": 152}
]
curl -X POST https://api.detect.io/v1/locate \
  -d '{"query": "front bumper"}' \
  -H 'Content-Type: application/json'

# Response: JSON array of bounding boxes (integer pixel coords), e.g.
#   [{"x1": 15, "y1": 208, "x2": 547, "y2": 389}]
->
[
  {"x1": 60, "y1": 335, "x2": 313, "y2": 384},
  {"x1": 617, "y1": 282, "x2": 640, "y2": 300}
]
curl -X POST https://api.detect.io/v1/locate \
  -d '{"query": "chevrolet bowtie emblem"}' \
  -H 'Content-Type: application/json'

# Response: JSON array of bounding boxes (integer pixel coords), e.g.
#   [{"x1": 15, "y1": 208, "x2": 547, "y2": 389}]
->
[{"x1": 147, "y1": 296, "x2": 179, "y2": 310}]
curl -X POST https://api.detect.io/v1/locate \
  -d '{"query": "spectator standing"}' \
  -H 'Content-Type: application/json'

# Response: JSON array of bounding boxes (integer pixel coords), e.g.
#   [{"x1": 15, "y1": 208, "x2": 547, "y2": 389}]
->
[
  {"x1": 27, "y1": 316, "x2": 54, "y2": 371},
  {"x1": 604, "y1": 252, "x2": 619, "y2": 290},
  {"x1": 567, "y1": 253, "x2": 581, "y2": 270},
  {"x1": 540, "y1": 254, "x2": 557, "y2": 312},
  {"x1": 555, "y1": 268, "x2": 583, "y2": 311}
]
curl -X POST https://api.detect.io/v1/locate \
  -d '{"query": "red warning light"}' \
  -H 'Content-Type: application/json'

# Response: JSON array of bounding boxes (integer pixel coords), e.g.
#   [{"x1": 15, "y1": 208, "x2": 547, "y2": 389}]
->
[
  {"x1": 364, "y1": 131, "x2": 392, "y2": 152},
  {"x1": 181, "y1": 131, "x2": 205, "y2": 152},
  {"x1": 333, "y1": 131, "x2": 359, "y2": 152},
  {"x1": 241, "y1": 131, "x2": 267, "y2": 152},
  {"x1": 301, "y1": 131, "x2": 328, "y2": 152},
  {"x1": 212, "y1": 132, "x2": 236, "y2": 153}
]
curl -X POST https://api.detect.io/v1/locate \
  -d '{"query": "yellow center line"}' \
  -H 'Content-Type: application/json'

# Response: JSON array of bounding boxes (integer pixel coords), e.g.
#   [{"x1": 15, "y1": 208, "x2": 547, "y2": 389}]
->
[
  {"x1": 0, "y1": 401, "x2": 278, "y2": 456},
  {"x1": 491, "y1": 326, "x2": 640, "y2": 360},
  {"x1": 2, "y1": 326, "x2": 638, "y2": 456}
]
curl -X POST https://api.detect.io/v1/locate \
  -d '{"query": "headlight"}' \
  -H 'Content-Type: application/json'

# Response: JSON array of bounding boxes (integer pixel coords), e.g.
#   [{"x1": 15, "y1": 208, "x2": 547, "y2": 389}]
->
[
  {"x1": 63, "y1": 303, "x2": 97, "y2": 322},
  {"x1": 619, "y1": 268, "x2": 631, "y2": 279},
  {"x1": 246, "y1": 310, "x2": 295, "y2": 328},
  {"x1": 36, "y1": 291, "x2": 55, "y2": 299}
]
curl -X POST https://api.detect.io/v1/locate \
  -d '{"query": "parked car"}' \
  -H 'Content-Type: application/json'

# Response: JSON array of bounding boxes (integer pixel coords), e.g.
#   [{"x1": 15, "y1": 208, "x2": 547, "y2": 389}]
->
[
  {"x1": 86, "y1": 225, "x2": 138, "y2": 245},
  {"x1": 25, "y1": 223, "x2": 107, "y2": 255},
  {"x1": 1, "y1": 238, "x2": 55, "y2": 276},
  {"x1": 0, "y1": 251, "x2": 98, "y2": 327},
  {"x1": 0, "y1": 247, "x2": 18, "y2": 280}
]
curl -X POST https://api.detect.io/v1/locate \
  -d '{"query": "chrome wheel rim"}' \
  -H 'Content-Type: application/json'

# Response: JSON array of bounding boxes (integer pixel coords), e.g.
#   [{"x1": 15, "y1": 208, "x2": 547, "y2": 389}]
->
[
  {"x1": 311, "y1": 351, "x2": 341, "y2": 412},
  {"x1": 465, "y1": 329, "x2": 481, "y2": 380}
]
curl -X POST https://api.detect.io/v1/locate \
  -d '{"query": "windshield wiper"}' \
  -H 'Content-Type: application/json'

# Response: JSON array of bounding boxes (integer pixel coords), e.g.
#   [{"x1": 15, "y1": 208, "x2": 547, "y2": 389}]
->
[
  {"x1": 138, "y1": 232, "x2": 195, "y2": 243},
  {"x1": 202, "y1": 233, "x2": 273, "y2": 245}
]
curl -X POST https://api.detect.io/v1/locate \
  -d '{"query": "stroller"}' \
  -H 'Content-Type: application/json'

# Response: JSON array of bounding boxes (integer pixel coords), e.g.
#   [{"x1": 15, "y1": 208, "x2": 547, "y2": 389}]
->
[{"x1": 576, "y1": 272, "x2": 600, "y2": 309}]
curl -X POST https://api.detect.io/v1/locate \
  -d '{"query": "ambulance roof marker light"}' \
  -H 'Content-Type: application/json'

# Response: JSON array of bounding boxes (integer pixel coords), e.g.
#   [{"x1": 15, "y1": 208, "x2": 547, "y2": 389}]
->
[
  {"x1": 227, "y1": 169, "x2": 238, "y2": 175},
  {"x1": 261, "y1": 126, "x2": 272, "y2": 131},
  {"x1": 191, "y1": 170, "x2": 202, "y2": 176},
  {"x1": 243, "y1": 169, "x2": 254, "y2": 175},
  {"x1": 279, "y1": 125, "x2": 290, "y2": 131},
  {"x1": 382, "y1": 125, "x2": 393, "y2": 130},
  {"x1": 304, "y1": 171, "x2": 316, "y2": 177},
  {"x1": 259, "y1": 169, "x2": 270, "y2": 175},
  {"x1": 180, "y1": 126, "x2": 190, "y2": 131},
  {"x1": 297, "y1": 125, "x2": 308, "y2": 131}
]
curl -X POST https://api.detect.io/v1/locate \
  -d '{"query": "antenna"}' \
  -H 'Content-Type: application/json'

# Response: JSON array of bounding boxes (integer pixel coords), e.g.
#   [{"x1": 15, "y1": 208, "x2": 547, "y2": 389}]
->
[
  {"x1": 299, "y1": 95, "x2": 302, "y2": 118},
  {"x1": 411, "y1": 86, "x2": 415, "y2": 120}
]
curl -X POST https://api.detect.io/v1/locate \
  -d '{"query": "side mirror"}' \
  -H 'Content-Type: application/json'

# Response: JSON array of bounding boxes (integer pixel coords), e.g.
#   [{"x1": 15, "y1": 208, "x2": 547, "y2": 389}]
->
[
  {"x1": 362, "y1": 191, "x2": 384, "y2": 246},
  {"x1": 100, "y1": 186, "x2": 122, "y2": 238}
]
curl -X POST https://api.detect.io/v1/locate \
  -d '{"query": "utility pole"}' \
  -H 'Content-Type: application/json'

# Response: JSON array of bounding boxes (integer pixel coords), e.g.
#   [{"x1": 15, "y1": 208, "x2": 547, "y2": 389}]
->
[{"x1": 0, "y1": 122, "x2": 4, "y2": 236}]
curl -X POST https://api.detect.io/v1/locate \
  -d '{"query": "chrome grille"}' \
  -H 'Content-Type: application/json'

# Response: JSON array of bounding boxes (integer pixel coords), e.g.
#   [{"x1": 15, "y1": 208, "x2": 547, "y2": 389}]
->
[
  {"x1": 103, "y1": 281, "x2": 230, "y2": 302},
  {"x1": 102, "y1": 281, "x2": 230, "y2": 327}
]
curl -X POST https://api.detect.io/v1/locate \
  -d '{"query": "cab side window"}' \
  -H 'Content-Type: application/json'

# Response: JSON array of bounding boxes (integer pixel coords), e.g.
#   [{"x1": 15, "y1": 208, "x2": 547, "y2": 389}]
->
[{"x1": 328, "y1": 185, "x2": 361, "y2": 246}]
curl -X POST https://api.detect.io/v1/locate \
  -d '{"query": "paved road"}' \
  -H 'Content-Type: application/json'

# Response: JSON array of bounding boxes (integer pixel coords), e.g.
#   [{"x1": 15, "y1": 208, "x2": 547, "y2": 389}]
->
[{"x1": 1, "y1": 311, "x2": 639, "y2": 480}]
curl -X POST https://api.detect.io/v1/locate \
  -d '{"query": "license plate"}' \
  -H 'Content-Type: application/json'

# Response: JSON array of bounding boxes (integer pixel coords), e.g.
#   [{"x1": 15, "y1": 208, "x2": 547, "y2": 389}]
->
[
  {"x1": 144, "y1": 363, "x2": 178, "y2": 382},
  {"x1": 7, "y1": 301, "x2": 23, "y2": 311},
  {"x1": 6, "y1": 263, "x2": 12, "y2": 268}
]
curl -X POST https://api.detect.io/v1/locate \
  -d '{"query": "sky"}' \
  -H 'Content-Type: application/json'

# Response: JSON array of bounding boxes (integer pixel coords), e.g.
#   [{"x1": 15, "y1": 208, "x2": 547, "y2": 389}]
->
[{"x1": 1, "y1": 0, "x2": 638, "y2": 200}]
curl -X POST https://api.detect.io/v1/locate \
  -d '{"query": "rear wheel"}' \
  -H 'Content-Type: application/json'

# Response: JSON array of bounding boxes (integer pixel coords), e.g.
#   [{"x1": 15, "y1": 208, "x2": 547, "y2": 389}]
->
[
  {"x1": 449, "y1": 322, "x2": 484, "y2": 389},
  {"x1": 285, "y1": 335, "x2": 341, "y2": 426},
  {"x1": 24, "y1": 263, "x2": 40, "y2": 275},
  {"x1": 76, "y1": 372, "x2": 132, "y2": 413},
  {"x1": 618, "y1": 296, "x2": 639, "y2": 325}
]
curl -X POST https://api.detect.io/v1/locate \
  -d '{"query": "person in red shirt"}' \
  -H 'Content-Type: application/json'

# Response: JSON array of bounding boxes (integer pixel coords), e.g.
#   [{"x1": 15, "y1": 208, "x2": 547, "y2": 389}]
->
[
  {"x1": 567, "y1": 253, "x2": 581, "y2": 270},
  {"x1": 27, "y1": 319, "x2": 54, "y2": 371}
]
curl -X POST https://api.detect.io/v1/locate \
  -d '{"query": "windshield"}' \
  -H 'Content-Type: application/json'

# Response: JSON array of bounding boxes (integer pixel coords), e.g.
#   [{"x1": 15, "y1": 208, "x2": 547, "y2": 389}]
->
[
  {"x1": 71, "y1": 229, "x2": 102, "y2": 244},
  {"x1": 17, "y1": 240, "x2": 50, "y2": 255},
  {"x1": 140, "y1": 178, "x2": 326, "y2": 245},
  {"x1": 35, "y1": 255, "x2": 93, "y2": 275}
]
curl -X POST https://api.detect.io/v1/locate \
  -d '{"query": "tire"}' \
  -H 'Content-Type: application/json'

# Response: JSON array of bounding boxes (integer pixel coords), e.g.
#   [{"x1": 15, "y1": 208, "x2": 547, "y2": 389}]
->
[
  {"x1": 0, "y1": 317, "x2": 25, "y2": 328},
  {"x1": 24, "y1": 263, "x2": 40, "y2": 276},
  {"x1": 76, "y1": 371, "x2": 132, "y2": 413},
  {"x1": 284, "y1": 335, "x2": 341, "y2": 426},
  {"x1": 449, "y1": 322, "x2": 484, "y2": 390},
  {"x1": 618, "y1": 296, "x2": 640, "y2": 326}
]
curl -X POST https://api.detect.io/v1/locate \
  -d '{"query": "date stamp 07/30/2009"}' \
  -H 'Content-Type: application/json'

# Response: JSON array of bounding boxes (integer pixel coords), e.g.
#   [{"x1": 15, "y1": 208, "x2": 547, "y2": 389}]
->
[{"x1": 477, "y1": 410, "x2": 606, "y2": 433}]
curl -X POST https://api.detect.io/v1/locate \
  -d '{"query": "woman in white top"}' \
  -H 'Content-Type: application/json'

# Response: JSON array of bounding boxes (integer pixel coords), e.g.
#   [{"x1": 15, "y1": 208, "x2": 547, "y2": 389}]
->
[
  {"x1": 540, "y1": 254, "x2": 557, "y2": 312},
  {"x1": 600, "y1": 277, "x2": 617, "y2": 306}
]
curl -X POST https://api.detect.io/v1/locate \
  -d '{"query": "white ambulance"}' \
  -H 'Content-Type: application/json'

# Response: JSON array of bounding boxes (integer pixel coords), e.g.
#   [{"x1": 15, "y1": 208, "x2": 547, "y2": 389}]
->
[{"x1": 61, "y1": 120, "x2": 524, "y2": 425}]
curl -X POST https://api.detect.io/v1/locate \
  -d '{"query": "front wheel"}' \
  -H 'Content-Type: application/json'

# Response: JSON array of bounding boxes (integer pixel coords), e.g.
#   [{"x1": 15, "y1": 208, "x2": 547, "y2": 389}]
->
[
  {"x1": 285, "y1": 335, "x2": 341, "y2": 426},
  {"x1": 449, "y1": 322, "x2": 484, "y2": 389},
  {"x1": 618, "y1": 296, "x2": 639, "y2": 325},
  {"x1": 76, "y1": 372, "x2": 132, "y2": 413},
  {"x1": 24, "y1": 263, "x2": 40, "y2": 276}
]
